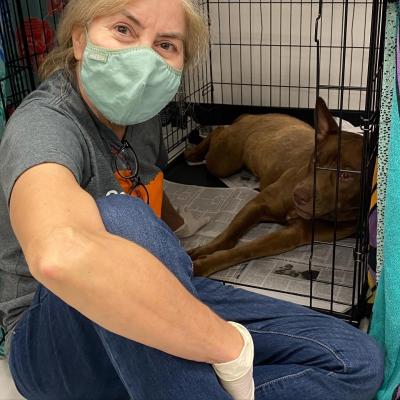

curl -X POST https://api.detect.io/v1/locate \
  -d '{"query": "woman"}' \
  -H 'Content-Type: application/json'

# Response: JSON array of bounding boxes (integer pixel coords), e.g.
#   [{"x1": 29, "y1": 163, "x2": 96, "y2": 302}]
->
[{"x1": 0, "y1": 0, "x2": 384, "y2": 399}]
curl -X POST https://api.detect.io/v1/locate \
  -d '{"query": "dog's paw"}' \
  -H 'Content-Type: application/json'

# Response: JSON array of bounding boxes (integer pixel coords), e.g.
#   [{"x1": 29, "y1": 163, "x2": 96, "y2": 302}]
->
[
  {"x1": 188, "y1": 238, "x2": 237, "y2": 261},
  {"x1": 193, "y1": 255, "x2": 218, "y2": 277},
  {"x1": 183, "y1": 146, "x2": 205, "y2": 164},
  {"x1": 192, "y1": 251, "x2": 233, "y2": 276},
  {"x1": 188, "y1": 245, "x2": 211, "y2": 261}
]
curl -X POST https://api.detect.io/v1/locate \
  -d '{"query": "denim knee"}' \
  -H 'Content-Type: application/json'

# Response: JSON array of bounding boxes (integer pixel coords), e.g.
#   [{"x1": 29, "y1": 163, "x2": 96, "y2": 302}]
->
[
  {"x1": 364, "y1": 337, "x2": 385, "y2": 396},
  {"x1": 346, "y1": 333, "x2": 384, "y2": 399},
  {"x1": 96, "y1": 195, "x2": 195, "y2": 293},
  {"x1": 97, "y1": 194, "x2": 173, "y2": 242}
]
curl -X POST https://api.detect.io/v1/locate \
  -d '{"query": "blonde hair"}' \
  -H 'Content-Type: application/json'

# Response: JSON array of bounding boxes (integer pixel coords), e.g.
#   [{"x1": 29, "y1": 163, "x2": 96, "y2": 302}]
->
[{"x1": 39, "y1": 0, "x2": 209, "y2": 80}]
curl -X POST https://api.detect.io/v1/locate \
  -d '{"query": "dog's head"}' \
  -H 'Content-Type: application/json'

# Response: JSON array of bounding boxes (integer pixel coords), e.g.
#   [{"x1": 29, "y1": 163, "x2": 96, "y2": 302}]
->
[{"x1": 292, "y1": 97, "x2": 362, "y2": 222}]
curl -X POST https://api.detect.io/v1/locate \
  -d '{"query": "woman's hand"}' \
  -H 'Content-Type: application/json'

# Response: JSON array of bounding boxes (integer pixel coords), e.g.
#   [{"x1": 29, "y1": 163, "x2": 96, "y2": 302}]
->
[{"x1": 213, "y1": 322, "x2": 255, "y2": 400}]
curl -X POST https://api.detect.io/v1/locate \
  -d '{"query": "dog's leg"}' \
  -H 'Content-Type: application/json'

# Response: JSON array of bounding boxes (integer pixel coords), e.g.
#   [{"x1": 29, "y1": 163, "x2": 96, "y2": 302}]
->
[
  {"x1": 193, "y1": 220, "x2": 308, "y2": 276},
  {"x1": 183, "y1": 133, "x2": 213, "y2": 163},
  {"x1": 188, "y1": 190, "x2": 285, "y2": 261},
  {"x1": 313, "y1": 220, "x2": 356, "y2": 242},
  {"x1": 184, "y1": 126, "x2": 247, "y2": 177},
  {"x1": 193, "y1": 220, "x2": 355, "y2": 276}
]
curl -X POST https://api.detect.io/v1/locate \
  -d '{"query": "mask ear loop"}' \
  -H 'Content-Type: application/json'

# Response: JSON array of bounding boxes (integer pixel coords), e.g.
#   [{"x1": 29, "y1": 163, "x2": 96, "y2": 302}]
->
[{"x1": 84, "y1": 25, "x2": 91, "y2": 44}]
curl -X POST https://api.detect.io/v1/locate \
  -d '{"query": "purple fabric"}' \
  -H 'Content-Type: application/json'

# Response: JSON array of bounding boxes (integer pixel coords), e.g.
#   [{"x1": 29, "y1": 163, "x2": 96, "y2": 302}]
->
[{"x1": 394, "y1": 385, "x2": 400, "y2": 400}]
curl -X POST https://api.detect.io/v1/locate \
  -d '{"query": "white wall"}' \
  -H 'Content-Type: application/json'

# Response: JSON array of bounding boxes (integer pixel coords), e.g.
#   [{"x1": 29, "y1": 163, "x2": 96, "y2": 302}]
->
[{"x1": 184, "y1": 0, "x2": 375, "y2": 111}]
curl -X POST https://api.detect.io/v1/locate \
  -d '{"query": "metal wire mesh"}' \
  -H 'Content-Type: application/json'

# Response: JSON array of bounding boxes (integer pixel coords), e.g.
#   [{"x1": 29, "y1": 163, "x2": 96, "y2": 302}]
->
[
  {"x1": 0, "y1": 0, "x2": 35, "y2": 122},
  {"x1": 308, "y1": 0, "x2": 386, "y2": 323},
  {"x1": 194, "y1": 0, "x2": 375, "y2": 111},
  {"x1": 187, "y1": 0, "x2": 386, "y2": 323}
]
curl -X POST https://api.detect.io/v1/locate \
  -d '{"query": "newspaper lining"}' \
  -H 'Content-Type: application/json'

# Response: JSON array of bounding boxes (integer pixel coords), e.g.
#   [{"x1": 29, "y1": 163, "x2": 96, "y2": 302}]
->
[
  {"x1": 220, "y1": 169, "x2": 260, "y2": 190},
  {"x1": 165, "y1": 180, "x2": 357, "y2": 313}
]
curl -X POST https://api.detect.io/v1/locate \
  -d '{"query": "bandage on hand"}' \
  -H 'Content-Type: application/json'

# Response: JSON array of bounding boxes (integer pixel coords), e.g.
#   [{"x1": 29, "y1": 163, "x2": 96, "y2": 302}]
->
[{"x1": 212, "y1": 322, "x2": 255, "y2": 400}]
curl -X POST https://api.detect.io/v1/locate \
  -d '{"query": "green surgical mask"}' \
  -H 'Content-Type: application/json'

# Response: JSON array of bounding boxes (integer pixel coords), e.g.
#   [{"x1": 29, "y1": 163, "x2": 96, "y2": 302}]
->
[{"x1": 80, "y1": 34, "x2": 182, "y2": 126}]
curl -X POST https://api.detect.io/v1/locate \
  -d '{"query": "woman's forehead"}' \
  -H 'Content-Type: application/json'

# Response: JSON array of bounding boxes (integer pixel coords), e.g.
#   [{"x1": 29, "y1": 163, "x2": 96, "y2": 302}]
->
[{"x1": 113, "y1": 0, "x2": 186, "y2": 32}]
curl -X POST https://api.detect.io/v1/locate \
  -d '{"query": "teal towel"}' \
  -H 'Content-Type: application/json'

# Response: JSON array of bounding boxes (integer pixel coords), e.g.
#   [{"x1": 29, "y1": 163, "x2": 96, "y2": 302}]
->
[
  {"x1": 369, "y1": 80, "x2": 400, "y2": 399},
  {"x1": 377, "y1": 2, "x2": 398, "y2": 281}
]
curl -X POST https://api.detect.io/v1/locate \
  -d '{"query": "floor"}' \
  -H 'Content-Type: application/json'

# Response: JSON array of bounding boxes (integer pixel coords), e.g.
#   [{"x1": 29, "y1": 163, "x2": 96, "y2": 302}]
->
[
  {"x1": 164, "y1": 154, "x2": 227, "y2": 188},
  {"x1": 0, "y1": 359, "x2": 24, "y2": 400}
]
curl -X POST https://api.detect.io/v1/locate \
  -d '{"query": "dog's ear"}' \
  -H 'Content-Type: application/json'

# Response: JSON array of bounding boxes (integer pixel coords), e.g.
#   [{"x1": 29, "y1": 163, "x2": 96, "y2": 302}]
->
[{"x1": 315, "y1": 97, "x2": 339, "y2": 142}]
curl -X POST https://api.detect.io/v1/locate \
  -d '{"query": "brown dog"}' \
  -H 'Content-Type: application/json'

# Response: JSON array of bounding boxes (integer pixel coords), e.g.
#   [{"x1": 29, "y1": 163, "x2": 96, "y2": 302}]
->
[{"x1": 184, "y1": 98, "x2": 362, "y2": 277}]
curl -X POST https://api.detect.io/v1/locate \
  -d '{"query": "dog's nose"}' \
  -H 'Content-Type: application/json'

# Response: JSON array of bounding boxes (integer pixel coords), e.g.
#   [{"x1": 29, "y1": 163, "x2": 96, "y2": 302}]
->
[{"x1": 294, "y1": 187, "x2": 311, "y2": 206}]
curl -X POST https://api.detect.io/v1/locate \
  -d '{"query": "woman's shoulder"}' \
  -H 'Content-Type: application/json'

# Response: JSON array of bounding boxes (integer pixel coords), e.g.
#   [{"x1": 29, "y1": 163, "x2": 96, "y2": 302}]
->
[
  {"x1": 2, "y1": 72, "x2": 90, "y2": 143},
  {"x1": 0, "y1": 73, "x2": 90, "y2": 201},
  {"x1": 0, "y1": 72, "x2": 89, "y2": 158},
  {"x1": 10, "y1": 71, "x2": 85, "y2": 126}
]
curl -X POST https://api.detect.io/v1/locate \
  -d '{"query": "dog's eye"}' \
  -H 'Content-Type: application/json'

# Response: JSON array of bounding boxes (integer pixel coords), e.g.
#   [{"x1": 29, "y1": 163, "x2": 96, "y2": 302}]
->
[{"x1": 339, "y1": 171, "x2": 351, "y2": 181}]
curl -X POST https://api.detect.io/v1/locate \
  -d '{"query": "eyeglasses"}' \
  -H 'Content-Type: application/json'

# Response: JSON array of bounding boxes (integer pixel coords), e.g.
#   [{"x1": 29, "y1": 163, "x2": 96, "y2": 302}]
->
[{"x1": 113, "y1": 140, "x2": 149, "y2": 204}]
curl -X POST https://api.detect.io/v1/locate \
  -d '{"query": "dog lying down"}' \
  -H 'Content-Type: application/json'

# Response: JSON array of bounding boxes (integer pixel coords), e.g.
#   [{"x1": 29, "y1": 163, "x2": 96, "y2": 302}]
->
[{"x1": 184, "y1": 97, "x2": 362, "y2": 277}]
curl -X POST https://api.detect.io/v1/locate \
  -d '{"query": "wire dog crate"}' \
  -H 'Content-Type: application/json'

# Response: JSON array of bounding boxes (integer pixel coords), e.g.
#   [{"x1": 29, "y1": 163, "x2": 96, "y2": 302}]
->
[
  {"x1": 0, "y1": 0, "x2": 387, "y2": 324},
  {"x1": 170, "y1": 0, "x2": 387, "y2": 324},
  {"x1": 0, "y1": 0, "x2": 33, "y2": 130}
]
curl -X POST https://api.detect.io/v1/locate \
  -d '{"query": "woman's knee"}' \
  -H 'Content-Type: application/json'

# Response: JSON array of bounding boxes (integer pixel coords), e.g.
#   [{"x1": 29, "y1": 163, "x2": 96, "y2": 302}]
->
[
  {"x1": 96, "y1": 195, "x2": 195, "y2": 291},
  {"x1": 96, "y1": 194, "x2": 169, "y2": 239},
  {"x1": 361, "y1": 336, "x2": 385, "y2": 395},
  {"x1": 342, "y1": 333, "x2": 384, "y2": 399}
]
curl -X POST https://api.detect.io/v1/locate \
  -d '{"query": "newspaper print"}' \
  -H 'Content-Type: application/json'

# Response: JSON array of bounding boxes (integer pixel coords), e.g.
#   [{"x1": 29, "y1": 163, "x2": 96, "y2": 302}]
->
[{"x1": 165, "y1": 180, "x2": 358, "y2": 313}]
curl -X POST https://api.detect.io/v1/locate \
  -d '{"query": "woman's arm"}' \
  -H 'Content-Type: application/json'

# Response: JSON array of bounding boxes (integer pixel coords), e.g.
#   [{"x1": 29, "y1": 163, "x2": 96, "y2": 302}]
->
[{"x1": 9, "y1": 163, "x2": 243, "y2": 364}]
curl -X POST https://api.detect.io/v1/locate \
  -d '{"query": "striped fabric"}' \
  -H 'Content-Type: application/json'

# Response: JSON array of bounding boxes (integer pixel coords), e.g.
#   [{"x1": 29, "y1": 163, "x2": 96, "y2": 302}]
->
[{"x1": 367, "y1": 163, "x2": 377, "y2": 307}]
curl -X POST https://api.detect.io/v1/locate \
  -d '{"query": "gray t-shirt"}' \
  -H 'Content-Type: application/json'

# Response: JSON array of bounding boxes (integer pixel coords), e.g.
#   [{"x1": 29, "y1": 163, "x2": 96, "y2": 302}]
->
[{"x1": 0, "y1": 71, "x2": 168, "y2": 354}]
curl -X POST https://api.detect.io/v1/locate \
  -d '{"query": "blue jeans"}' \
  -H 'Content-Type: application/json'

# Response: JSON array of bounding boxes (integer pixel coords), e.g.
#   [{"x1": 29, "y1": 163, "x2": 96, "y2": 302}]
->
[{"x1": 8, "y1": 196, "x2": 384, "y2": 400}]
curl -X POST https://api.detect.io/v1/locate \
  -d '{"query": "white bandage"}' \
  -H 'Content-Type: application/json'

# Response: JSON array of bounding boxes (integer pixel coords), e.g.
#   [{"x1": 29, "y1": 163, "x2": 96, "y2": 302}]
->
[
  {"x1": 212, "y1": 322, "x2": 255, "y2": 400},
  {"x1": 174, "y1": 206, "x2": 211, "y2": 239}
]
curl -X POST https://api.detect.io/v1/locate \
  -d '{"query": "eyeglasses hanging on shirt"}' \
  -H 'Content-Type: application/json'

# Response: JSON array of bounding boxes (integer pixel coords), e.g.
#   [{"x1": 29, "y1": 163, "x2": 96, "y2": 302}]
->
[{"x1": 113, "y1": 140, "x2": 150, "y2": 205}]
